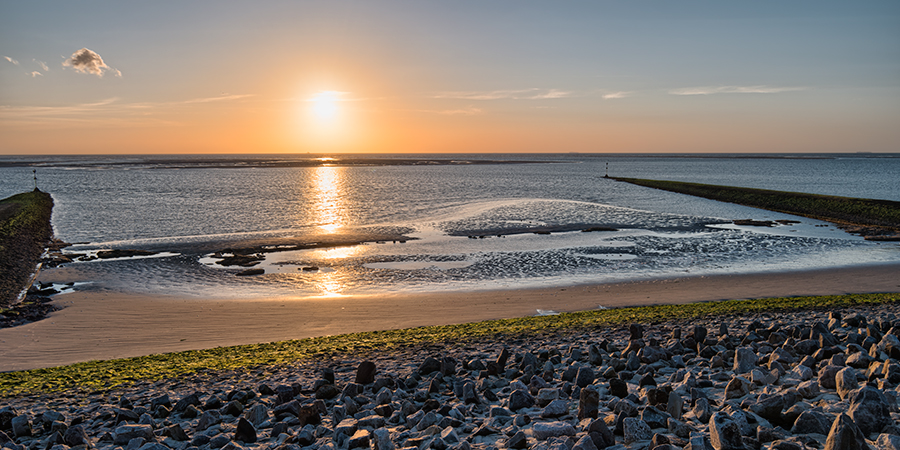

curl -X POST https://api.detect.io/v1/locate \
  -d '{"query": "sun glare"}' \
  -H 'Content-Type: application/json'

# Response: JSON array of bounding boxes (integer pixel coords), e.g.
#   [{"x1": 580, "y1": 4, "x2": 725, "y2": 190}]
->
[{"x1": 310, "y1": 91, "x2": 342, "y2": 121}]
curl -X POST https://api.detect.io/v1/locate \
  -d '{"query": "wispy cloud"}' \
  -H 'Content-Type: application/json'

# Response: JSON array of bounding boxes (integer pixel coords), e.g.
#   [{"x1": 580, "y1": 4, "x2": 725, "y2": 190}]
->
[
  {"x1": 181, "y1": 94, "x2": 255, "y2": 104},
  {"x1": 670, "y1": 85, "x2": 806, "y2": 96},
  {"x1": 62, "y1": 48, "x2": 121, "y2": 77},
  {"x1": 602, "y1": 91, "x2": 632, "y2": 99},
  {"x1": 0, "y1": 94, "x2": 253, "y2": 127},
  {"x1": 433, "y1": 88, "x2": 572, "y2": 100},
  {"x1": 437, "y1": 107, "x2": 484, "y2": 115},
  {"x1": 3, "y1": 56, "x2": 19, "y2": 65},
  {"x1": 30, "y1": 71, "x2": 42, "y2": 78},
  {"x1": 34, "y1": 59, "x2": 49, "y2": 71}
]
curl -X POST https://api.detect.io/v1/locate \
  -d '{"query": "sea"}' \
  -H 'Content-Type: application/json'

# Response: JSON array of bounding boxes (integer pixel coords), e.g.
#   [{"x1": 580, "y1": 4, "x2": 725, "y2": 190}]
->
[{"x1": 1, "y1": 153, "x2": 898, "y2": 299}]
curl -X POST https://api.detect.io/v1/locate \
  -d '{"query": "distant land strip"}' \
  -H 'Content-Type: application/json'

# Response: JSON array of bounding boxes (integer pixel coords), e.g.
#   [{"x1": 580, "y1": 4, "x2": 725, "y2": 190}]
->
[
  {"x1": 0, "y1": 157, "x2": 553, "y2": 169},
  {"x1": 0, "y1": 190, "x2": 54, "y2": 307},
  {"x1": 610, "y1": 177, "x2": 900, "y2": 239}
]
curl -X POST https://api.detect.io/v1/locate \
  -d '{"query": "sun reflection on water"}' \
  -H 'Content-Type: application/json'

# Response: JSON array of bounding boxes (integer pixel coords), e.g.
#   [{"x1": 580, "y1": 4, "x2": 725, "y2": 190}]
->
[
  {"x1": 309, "y1": 245, "x2": 365, "y2": 260},
  {"x1": 313, "y1": 270, "x2": 348, "y2": 297},
  {"x1": 312, "y1": 166, "x2": 347, "y2": 233}
]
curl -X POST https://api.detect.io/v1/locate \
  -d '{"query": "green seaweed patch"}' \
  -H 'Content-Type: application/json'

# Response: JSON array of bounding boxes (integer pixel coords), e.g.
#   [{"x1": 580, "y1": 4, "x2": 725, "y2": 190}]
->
[{"x1": 0, "y1": 292, "x2": 897, "y2": 396}]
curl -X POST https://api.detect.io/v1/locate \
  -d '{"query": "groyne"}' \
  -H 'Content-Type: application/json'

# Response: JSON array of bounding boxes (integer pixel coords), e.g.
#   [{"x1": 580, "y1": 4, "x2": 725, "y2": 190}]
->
[
  {"x1": 0, "y1": 190, "x2": 53, "y2": 308},
  {"x1": 611, "y1": 178, "x2": 900, "y2": 239}
]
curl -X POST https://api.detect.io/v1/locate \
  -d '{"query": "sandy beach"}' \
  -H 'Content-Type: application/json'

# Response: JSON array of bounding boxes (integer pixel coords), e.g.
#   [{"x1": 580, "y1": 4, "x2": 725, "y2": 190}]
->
[{"x1": 1, "y1": 263, "x2": 899, "y2": 372}]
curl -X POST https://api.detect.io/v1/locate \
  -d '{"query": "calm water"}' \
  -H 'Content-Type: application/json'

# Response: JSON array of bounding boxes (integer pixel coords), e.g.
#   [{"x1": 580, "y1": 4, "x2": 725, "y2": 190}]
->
[{"x1": 1, "y1": 153, "x2": 898, "y2": 298}]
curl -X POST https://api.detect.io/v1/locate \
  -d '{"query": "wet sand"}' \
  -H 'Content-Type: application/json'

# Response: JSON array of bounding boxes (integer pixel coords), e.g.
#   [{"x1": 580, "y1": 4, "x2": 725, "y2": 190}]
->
[{"x1": 1, "y1": 263, "x2": 899, "y2": 372}]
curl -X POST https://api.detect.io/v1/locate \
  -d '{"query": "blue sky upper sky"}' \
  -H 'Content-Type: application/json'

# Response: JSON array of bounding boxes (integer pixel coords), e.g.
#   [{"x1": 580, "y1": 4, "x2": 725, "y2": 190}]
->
[{"x1": 1, "y1": 1, "x2": 898, "y2": 154}]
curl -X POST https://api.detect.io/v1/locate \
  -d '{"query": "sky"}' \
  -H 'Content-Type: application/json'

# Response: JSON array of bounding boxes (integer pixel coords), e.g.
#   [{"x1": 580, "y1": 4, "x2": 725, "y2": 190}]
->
[{"x1": 1, "y1": 1, "x2": 899, "y2": 155}]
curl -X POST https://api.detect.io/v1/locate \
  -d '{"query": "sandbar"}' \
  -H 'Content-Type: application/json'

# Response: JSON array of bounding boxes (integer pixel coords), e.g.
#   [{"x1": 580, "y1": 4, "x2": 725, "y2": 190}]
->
[{"x1": 1, "y1": 263, "x2": 899, "y2": 372}]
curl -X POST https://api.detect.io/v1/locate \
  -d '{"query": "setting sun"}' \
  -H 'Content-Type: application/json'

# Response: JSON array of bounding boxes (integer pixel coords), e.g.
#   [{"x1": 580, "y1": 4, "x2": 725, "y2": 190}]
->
[{"x1": 310, "y1": 91, "x2": 342, "y2": 122}]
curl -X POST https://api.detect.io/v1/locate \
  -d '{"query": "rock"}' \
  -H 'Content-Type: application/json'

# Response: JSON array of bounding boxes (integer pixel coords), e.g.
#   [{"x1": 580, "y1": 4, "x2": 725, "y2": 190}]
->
[
  {"x1": 609, "y1": 378, "x2": 628, "y2": 398},
  {"x1": 578, "y1": 385, "x2": 600, "y2": 419},
  {"x1": 824, "y1": 413, "x2": 870, "y2": 450},
  {"x1": 223, "y1": 400, "x2": 243, "y2": 416},
  {"x1": 372, "y1": 428, "x2": 395, "y2": 450},
  {"x1": 709, "y1": 412, "x2": 745, "y2": 450},
  {"x1": 10, "y1": 415, "x2": 30, "y2": 438},
  {"x1": 836, "y1": 367, "x2": 860, "y2": 400},
  {"x1": 630, "y1": 323, "x2": 644, "y2": 340},
  {"x1": 536, "y1": 388, "x2": 559, "y2": 407},
  {"x1": 848, "y1": 386, "x2": 892, "y2": 436},
  {"x1": 750, "y1": 394, "x2": 784, "y2": 422},
  {"x1": 234, "y1": 418, "x2": 256, "y2": 443},
  {"x1": 588, "y1": 418, "x2": 616, "y2": 449},
  {"x1": 532, "y1": 422, "x2": 576, "y2": 440},
  {"x1": 235, "y1": 268, "x2": 264, "y2": 276},
  {"x1": 733, "y1": 347, "x2": 757, "y2": 374},
  {"x1": 725, "y1": 376, "x2": 750, "y2": 399},
  {"x1": 348, "y1": 429, "x2": 370, "y2": 449},
  {"x1": 63, "y1": 425, "x2": 90, "y2": 447},
  {"x1": 97, "y1": 249, "x2": 157, "y2": 259},
  {"x1": 358, "y1": 415, "x2": 385, "y2": 429},
  {"x1": 576, "y1": 366, "x2": 595, "y2": 388},
  {"x1": 356, "y1": 361, "x2": 376, "y2": 384},
  {"x1": 196, "y1": 411, "x2": 220, "y2": 431},
  {"x1": 243, "y1": 404, "x2": 268, "y2": 426},
  {"x1": 162, "y1": 424, "x2": 188, "y2": 442},
  {"x1": 847, "y1": 352, "x2": 872, "y2": 369},
  {"x1": 113, "y1": 425, "x2": 155, "y2": 446},
  {"x1": 791, "y1": 410, "x2": 831, "y2": 435},
  {"x1": 462, "y1": 381, "x2": 479, "y2": 404},
  {"x1": 315, "y1": 384, "x2": 340, "y2": 399},
  {"x1": 797, "y1": 380, "x2": 820, "y2": 399},
  {"x1": 623, "y1": 418, "x2": 652, "y2": 444},
  {"x1": 693, "y1": 397, "x2": 712, "y2": 424},
  {"x1": 508, "y1": 431, "x2": 529, "y2": 449},
  {"x1": 297, "y1": 404, "x2": 321, "y2": 427},
  {"x1": 667, "y1": 392, "x2": 684, "y2": 420},
  {"x1": 541, "y1": 399, "x2": 569, "y2": 418},
  {"x1": 875, "y1": 434, "x2": 900, "y2": 450},
  {"x1": 640, "y1": 407, "x2": 669, "y2": 429},
  {"x1": 419, "y1": 357, "x2": 441, "y2": 374},
  {"x1": 509, "y1": 389, "x2": 534, "y2": 411},
  {"x1": 573, "y1": 434, "x2": 598, "y2": 450}
]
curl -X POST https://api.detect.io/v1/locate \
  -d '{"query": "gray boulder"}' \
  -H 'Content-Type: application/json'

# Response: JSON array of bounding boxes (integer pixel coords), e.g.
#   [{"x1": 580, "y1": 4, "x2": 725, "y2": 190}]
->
[
  {"x1": 709, "y1": 412, "x2": 745, "y2": 450},
  {"x1": 622, "y1": 418, "x2": 652, "y2": 444},
  {"x1": 733, "y1": 347, "x2": 757, "y2": 374},
  {"x1": 824, "y1": 414, "x2": 871, "y2": 450},
  {"x1": 836, "y1": 367, "x2": 860, "y2": 400},
  {"x1": 848, "y1": 386, "x2": 892, "y2": 436},
  {"x1": 533, "y1": 422, "x2": 576, "y2": 440}
]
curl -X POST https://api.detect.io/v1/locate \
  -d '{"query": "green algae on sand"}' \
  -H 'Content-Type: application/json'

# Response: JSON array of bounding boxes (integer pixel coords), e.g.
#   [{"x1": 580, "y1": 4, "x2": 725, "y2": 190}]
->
[{"x1": 1, "y1": 292, "x2": 896, "y2": 396}]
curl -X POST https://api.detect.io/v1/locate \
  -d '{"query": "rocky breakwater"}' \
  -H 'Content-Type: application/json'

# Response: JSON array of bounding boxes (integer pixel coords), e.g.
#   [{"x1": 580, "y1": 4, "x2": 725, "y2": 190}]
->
[
  {"x1": 2, "y1": 304, "x2": 900, "y2": 450},
  {"x1": 0, "y1": 190, "x2": 53, "y2": 307}
]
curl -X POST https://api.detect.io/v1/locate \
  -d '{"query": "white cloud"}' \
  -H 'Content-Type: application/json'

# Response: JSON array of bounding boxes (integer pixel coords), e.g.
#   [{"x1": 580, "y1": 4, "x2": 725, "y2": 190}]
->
[
  {"x1": 30, "y1": 71, "x2": 42, "y2": 77},
  {"x1": 62, "y1": 48, "x2": 120, "y2": 77},
  {"x1": 3, "y1": 56, "x2": 19, "y2": 65},
  {"x1": 670, "y1": 85, "x2": 806, "y2": 96},
  {"x1": 433, "y1": 88, "x2": 571, "y2": 100},
  {"x1": 34, "y1": 59, "x2": 49, "y2": 71},
  {"x1": 602, "y1": 91, "x2": 632, "y2": 99}
]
